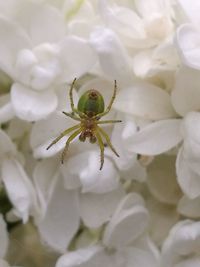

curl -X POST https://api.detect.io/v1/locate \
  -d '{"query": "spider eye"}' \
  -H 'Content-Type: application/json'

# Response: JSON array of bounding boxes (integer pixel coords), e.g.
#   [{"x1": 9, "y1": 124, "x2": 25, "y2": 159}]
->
[{"x1": 89, "y1": 90, "x2": 98, "y2": 100}]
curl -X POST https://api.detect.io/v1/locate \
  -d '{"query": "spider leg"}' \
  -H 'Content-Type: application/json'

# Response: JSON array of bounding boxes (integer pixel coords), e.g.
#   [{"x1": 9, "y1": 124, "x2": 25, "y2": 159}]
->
[
  {"x1": 73, "y1": 108, "x2": 88, "y2": 118},
  {"x1": 69, "y1": 77, "x2": 77, "y2": 111},
  {"x1": 93, "y1": 80, "x2": 117, "y2": 119},
  {"x1": 95, "y1": 131, "x2": 105, "y2": 170},
  {"x1": 69, "y1": 78, "x2": 88, "y2": 118},
  {"x1": 46, "y1": 124, "x2": 80, "y2": 150},
  {"x1": 62, "y1": 111, "x2": 81, "y2": 121},
  {"x1": 97, "y1": 126, "x2": 119, "y2": 157},
  {"x1": 61, "y1": 128, "x2": 82, "y2": 163},
  {"x1": 97, "y1": 119, "x2": 122, "y2": 124}
]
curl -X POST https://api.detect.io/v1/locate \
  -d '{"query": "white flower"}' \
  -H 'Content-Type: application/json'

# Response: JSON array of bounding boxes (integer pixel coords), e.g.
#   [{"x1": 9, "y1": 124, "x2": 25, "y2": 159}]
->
[
  {"x1": 0, "y1": 1, "x2": 96, "y2": 122},
  {"x1": 106, "y1": 113, "x2": 146, "y2": 182},
  {"x1": 56, "y1": 238, "x2": 159, "y2": 267},
  {"x1": 32, "y1": 156, "x2": 124, "y2": 251},
  {"x1": 113, "y1": 81, "x2": 176, "y2": 120},
  {"x1": 123, "y1": 112, "x2": 200, "y2": 199},
  {"x1": 133, "y1": 39, "x2": 179, "y2": 79},
  {"x1": 178, "y1": 194, "x2": 200, "y2": 218},
  {"x1": 147, "y1": 196, "x2": 179, "y2": 247},
  {"x1": 0, "y1": 93, "x2": 14, "y2": 124},
  {"x1": 99, "y1": 0, "x2": 174, "y2": 48},
  {"x1": 94, "y1": 1, "x2": 177, "y2": 80},
  {"x1": 147, "y1": 154, "x2": 182, "y2": 205},
  {"x1": 103, "y1": 193, "x2": 149, "y2": 249},
  {"x1": 176, "y1": 112, "x2": 200, "y2": 198},
  {"x1": 171, "y1": 65, "x2": 200, "y2": 117},
  {"x1": 162, "y1": 220, "x2": 200, "y2": 267},
  {"x1": 2, "y1": 0, "x2": 200, "y2": 266},
  {"x1": 61, "y1": 150, "x2": 121, "y2": 193},
  {"x1": 0, "y1": 129, "x2": 38, "y2": 223},
  {"x1": 36, "y1": 172, "x2": 80, "y2": 253},
  {"x1": 123, "y1": 119, "x2": 182, "y2": 156},
  {"x1": 176, "y1": 0, "x2": 200, "y2": 69},
  {"x1": 90, "y1": 27, "x2": 133, "y2": 86},
  {"x1": 56, "y1": 193, "x2": 160, "y2": 267},
  {"x1": 63, "y1": 0, "x2": 100, "y2": 38}
]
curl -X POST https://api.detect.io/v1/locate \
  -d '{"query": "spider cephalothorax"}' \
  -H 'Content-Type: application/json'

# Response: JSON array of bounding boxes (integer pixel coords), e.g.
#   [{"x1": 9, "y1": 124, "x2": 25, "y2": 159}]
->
[{"x1": 47, "y1": 78, "x2": 121, "y2": 170}]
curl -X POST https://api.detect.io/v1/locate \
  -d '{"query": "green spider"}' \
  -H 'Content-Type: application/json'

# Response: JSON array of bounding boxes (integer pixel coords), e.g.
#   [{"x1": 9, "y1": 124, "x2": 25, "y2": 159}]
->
[{"x1": 47, "y1": 78, "x2": 121, "y2": 170}]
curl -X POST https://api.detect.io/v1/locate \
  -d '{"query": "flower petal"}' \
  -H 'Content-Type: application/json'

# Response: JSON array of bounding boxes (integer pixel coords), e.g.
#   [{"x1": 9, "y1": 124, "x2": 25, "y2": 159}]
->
[
  {"x1": 147, "y1": 197, "x2": 179, "y2": 246},
  {"x1": 182, "y1": 112, "x2": 200, "y2": 156},
  {"x1": 80, "y1": 186, "x2": 125, "y2": 228},
  {"x1": 107, "y1": 114, "x2": 147, "y2": 181},
  {"x1": 0, "y1": 102, "x2": 14, "y2": 123},
  {"x1": 30, "y1": 111, "x2": 79, "y2": 158},
  {"x1": 90, "y1": 27, "x2": 133, "y2": 86},
  {"x1": 114, "y1": 81, "x2": 176, "y2": 120},
  {"x1": 176, "y1": 147, "x2": 200, "y2": 198},
  {"x1": 103, "y1": 193, "x2": 149, "y2": 249},
  {"x1": 99, "y1": 1, "x2": 148, "y2": 48},
  {"x1": 56, "y1": 84, "x2": 79, "y2": 112},
  {"x1": 177, "y1": 0, "x2": 200, "y2": 25},
  {"x1": 178, "y1": 195, "x2": 200, "y2": 218},
  {"x1": 14, "y1": 1, "x2": 65, "y2": 46},
  {"x1": 147, "y1": 155, "x2": 182, "y2": 204},
  {"x1": 60, "y1": 162, "x2": 81, "y2": 190},
  {"x1": 59, "y1": 36, "x2": 96, "y2": 83},
  {"x1": 172, "y1": 67, "x2": 200, "y2": 116},
  {"x1": 162, "y1": 220, "x2": 200, "y2": 267},
  {"x1": 1, "y1": 158, "x2": 37, "y2": 222},
  {"x1": 175, "y1": 258, "x2": 200, "y2": 267},
  {"x1": 64, "y1": 150, "x2": 120, "y2": 194},
  {"x1": 7, "y1": 118, "x2": 31, "y2": 140},
  {"x1": 0, "y1": 129, "x2": 16, "y2": 157},
  {"x1": 176, "y1": 24, "x2": 200, "y2": 69},
  {"x1": 79, "y1": 151, "x2": 120, "y2": 194},
  {"x1": 30, "y1": 111, "x2": 67, "y2": 148},
  {"x1": 11, "y1": 83, "x2": 58, "y2": 121},
  {"x1": 133, "y1": 50, "x2": 153, "y2": 78},
  {"x1": 0, "y1": 16, "x2": 31, "y2": 77},
  {"x1": 135, "y1": 0, "x2": 170, "y2": 18},
  {"x1": 125, "y1": 119, "x2": 182, "y2": 155},
  {"x1": 109, "y1": 114, "x2": 137, "y2": 168},
  {"x1": 33, "y1": 158, "x2": 60, "y2": 217},
  {"x1": 124, "y1": 238, "x2": 160, "y2": 267},
  {"x1": 56, "y1": 245, "x2": 113, "y2": 267},
  {"x1": 0, "y1": 94, "x2": 14, "y2": 124},
  {"x1": 133, "y1": 42, "x2": 178, "y2": 78},
  {"x1": 37, "y1": 176, "x2": 80, "y2": 253}
]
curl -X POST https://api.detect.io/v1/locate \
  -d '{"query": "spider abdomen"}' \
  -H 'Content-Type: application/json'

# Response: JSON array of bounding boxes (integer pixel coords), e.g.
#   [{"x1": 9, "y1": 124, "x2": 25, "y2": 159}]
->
[{"x1": 77, "y1": 89, "x2": 105, "y2": 117}]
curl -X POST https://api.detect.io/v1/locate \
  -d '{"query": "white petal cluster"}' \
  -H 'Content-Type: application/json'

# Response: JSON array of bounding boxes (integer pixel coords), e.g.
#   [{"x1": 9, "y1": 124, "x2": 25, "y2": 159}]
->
[
  {"x1": 162, "y1": 220, "x2": 200, "y2": 267},
  {"x1": 0, "y1": 0, "x2": 200, "y2": 266}
]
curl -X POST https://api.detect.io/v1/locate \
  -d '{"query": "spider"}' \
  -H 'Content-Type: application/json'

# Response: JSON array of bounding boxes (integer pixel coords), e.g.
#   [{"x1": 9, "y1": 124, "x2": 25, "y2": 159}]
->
[{"x1": 46, "y1": 78, "x2": 121, "y2": 170}]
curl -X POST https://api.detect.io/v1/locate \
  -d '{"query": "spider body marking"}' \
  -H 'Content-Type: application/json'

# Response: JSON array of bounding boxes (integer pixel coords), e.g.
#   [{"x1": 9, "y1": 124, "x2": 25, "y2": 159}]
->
[{"x1": 47, "y1": 78, "x2": 121, "y2": 170}]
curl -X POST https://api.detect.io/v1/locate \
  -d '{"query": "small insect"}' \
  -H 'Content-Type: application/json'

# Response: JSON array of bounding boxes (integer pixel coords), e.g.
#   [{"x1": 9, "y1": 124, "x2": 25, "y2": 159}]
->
[{"x1": 47, "y1": 78, "x2": 121, "y2": 170}]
